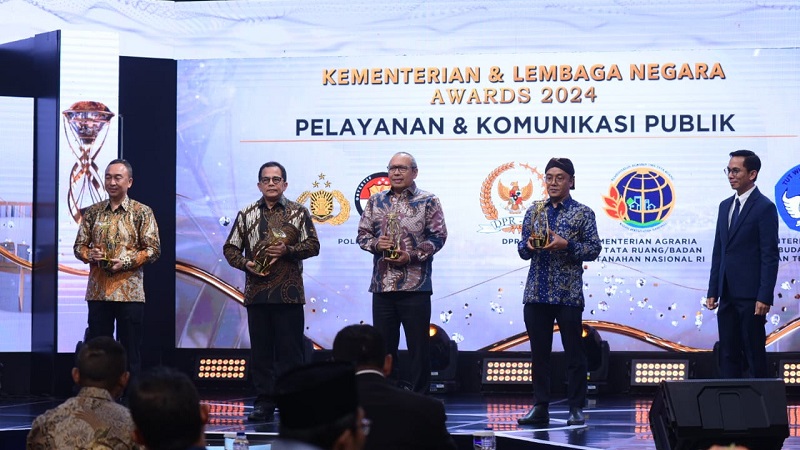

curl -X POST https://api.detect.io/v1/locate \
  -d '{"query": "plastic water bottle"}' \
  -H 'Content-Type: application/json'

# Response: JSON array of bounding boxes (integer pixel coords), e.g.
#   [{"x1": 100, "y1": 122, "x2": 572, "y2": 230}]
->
[
  {"x1": 472, "y1": 428, "x2": 496, "y2": 450},
  {"x1": 233, "y1": 431, "x2": 249, "y2": 450}
]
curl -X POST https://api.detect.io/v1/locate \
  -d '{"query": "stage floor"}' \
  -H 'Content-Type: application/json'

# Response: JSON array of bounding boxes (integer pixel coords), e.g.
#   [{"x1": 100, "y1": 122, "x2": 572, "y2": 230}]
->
[{"x1": 2, "y1": 393, "x2": 799, "y2": 449}]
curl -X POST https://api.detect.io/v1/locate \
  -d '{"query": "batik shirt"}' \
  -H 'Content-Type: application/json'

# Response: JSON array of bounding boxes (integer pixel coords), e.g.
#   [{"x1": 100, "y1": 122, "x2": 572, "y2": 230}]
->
[
  {"x1": 74, "y1": 197, "x2": 161, "y2": 302},
  {"x1": 27, "y1": 387, "x2": 137, "y2": 450},
  {"x1": 357, "y1": 182, "x2": 447, "y2": 293},
  {"x1": 223, "y1": 196, "x2": 320, "y2": 305},
  {"x1": 518, "y1": 196, "x2": 601, "y2": 308}
]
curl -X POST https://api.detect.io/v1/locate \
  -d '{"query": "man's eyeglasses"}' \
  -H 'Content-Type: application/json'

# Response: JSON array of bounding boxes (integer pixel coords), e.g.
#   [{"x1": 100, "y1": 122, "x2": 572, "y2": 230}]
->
[
  {"x1": 545, "y1": 174, "x2": 569, "y2": 184},
  {"x1": 723, "y1": 168, "x2": 746, "y2": 176},
  {"x1": 387, "y1": 165, "x2": 416, "y2": 174},
  {"x1": 260, "y1": 176, "x2": 284, "y2": 184}
]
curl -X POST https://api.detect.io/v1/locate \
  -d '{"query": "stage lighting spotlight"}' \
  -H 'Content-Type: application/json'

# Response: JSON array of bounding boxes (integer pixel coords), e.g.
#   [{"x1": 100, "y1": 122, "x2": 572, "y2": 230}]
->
[
  {"x1": 779, "y1": 360, "x2": 800, "y2": 385},
  {"x1": 429, "y1": 324, "x2": 458, "y2": 393},
  {"x1": 481, "y1": 358, "x2": 532, "y2": 385},
  {"x1": 630, "y1": 359, "x2": 688, "y2": 386},
  {"x1": 582, "y1": 324, "x2": 610, "y2": 393},
  {"x1": 195, "y1": 357, "x2": 249, "y2": 381}
]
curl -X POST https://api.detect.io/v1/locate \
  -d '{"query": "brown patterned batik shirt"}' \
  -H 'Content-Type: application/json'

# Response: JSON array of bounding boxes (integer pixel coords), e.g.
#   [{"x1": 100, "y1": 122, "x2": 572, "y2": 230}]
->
[
  {"x1": 223, "y1": 195, "x2": 320, "y2": 306},
  {"x1": 74, "y1": 197, "x2": 161, "y2": 302},
  {"x1": 26, "y1": 387, "x2": 137, "y2": 450}
]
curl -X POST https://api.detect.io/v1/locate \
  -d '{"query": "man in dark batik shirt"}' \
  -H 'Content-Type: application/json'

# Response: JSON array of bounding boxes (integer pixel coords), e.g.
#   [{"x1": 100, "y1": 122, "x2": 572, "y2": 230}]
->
[
  {"x1": 516, "y1": 157, "x2": 601, "y2": 427},
  {"x1": 224, "y1": 161, "x2": 320, "y2": 422}
]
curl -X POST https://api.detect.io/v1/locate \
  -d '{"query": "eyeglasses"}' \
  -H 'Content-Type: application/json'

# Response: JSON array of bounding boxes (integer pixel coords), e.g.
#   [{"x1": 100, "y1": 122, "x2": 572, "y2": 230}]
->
[
  {"x1": 387, "y1": 165, "x2": 416, "y2": 174},
  {"x1": 545, "y1": 174, "x2": 569, "y2": 184},
  {"x1": 360, "y1": 417, "x2": 371, "y2": 436},
  {"x1": 260, "y1": 176, "x2": 284, "y2": 184},
  {"x1": 723, "y1": 168, "x2": 745, "y2": 176}
]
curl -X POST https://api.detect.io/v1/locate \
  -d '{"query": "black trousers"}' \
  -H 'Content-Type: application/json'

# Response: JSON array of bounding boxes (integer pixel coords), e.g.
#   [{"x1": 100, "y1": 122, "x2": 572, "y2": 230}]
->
[
  {"x1": 372, "y1": 291, "x2": 431, "y2": 394},
  {"x1": 717, "y1": 286, "x2": 768, "y2": 378},
  {"x1": 524, "y1": 302, "x2": 587, "y2": 408},
  {"x1": 87, "y1": 301, "x2": 145, "y2": 380},
  {"x1": 247, "y1": 303, "x2": 305, "y2": 406}
]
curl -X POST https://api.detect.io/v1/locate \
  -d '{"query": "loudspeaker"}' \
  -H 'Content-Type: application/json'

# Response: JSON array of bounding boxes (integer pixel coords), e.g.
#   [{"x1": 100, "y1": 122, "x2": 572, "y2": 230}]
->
[{"x1": 649, "y1": 379, "x2": 789, "y2": 450}]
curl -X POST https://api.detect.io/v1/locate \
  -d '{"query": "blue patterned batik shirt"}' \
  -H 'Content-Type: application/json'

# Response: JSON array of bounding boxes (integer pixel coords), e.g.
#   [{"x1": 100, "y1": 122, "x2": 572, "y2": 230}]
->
[{"x1": 518, "y1": 196, "x2": 602, "y2": 308}]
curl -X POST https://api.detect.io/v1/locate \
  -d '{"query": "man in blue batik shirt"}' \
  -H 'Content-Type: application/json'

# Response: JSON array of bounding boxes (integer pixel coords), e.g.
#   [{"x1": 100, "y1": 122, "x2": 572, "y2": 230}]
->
[{"x1": 516, "y1": 157, "x2": 602, "y2": 427}]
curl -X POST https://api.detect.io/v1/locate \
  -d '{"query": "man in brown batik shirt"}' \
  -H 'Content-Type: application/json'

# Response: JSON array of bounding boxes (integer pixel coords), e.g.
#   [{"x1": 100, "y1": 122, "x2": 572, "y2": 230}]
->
[{"x1": 223, "y1": 161, "x2": 320, "y2": 422}]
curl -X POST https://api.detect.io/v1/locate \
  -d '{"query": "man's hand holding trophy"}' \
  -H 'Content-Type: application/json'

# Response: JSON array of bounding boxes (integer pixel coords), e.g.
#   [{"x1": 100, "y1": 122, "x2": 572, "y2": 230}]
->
[
  {"x1": 376, "y1": 211, "x2": 409, "y2": 265},
  {"x1": 247, "y1": 228, "x2": 289, "y2": 276},
  {"x1": 92, "y1": 220, "x2": 122, "y2": 273},
  {"x1": 526, "y1": 200, "x2": 570, "y2": 252}
]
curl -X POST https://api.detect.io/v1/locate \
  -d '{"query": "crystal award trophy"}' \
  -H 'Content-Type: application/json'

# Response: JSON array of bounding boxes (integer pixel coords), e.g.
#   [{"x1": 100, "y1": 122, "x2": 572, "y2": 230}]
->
[
  {"x1": 529, "y1": 200, "x2": 550, "y2": 249},
  {"x1": 384, "y1": 211, "x2": 401, "y2": 260},
  {"x1": 252, "y1": 228, "x2": 288, "y2": 275}
]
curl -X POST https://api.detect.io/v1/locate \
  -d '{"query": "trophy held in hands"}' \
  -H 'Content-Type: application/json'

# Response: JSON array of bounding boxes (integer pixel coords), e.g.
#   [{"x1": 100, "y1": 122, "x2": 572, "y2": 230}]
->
[
  {"x1": 252, "y1": 228, "x2": 288, "y2": 275},
  {"x1": 384, "y1": 211, "x2": 401, "y2": 260},
  {"x1": 529, "y1": 200, "x2": 550, "y2": 249},
  {"x1": 96, "y1": 220, "x2": 118, "y2": 272}
]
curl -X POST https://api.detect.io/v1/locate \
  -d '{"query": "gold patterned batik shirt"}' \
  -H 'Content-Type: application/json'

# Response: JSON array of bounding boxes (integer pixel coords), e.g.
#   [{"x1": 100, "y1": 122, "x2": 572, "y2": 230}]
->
[
  {"x1": 73, "y1": 197, "x2": 161, "y2": 302},
  {"x1": 223, "y1": 196, "x2": 320, "y2": 306},
  {"x1": 26, "y1": 387, "x2": 138, "y2": 450}
]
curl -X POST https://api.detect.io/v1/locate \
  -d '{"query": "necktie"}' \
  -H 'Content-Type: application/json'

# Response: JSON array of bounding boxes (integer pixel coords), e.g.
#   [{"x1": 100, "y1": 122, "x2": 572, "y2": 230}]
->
[{"x1": 730, "y1": 198, "x2": 741, "y2": 230}]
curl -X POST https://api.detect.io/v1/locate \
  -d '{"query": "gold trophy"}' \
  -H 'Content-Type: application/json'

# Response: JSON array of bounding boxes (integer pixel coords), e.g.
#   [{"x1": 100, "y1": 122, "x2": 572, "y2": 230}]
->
[
  {"x1": 529, "y1": 200, "x2": 550, "y2": 249},
  {"x1": 384, "y1": 212, "x2": 401, "y2": 260},
  {"x1": 252, "y1": 228, "x2": 288, "y2": 275},
  {"x1": 96, "y1": 220, "x2": 118, "y2": 271}
]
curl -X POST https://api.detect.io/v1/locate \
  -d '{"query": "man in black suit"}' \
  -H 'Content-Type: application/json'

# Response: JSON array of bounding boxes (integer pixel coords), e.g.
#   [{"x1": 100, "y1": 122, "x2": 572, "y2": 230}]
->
[
  {"x1": 332, "y1": 324, "x2": 457, "y2": 450},
  {"x1": 706, "y1": 149, "x2": 779, "y2": 378}
]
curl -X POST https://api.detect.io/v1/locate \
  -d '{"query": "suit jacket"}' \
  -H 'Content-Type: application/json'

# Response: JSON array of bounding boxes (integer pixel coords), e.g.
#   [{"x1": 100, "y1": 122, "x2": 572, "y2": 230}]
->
[
  {"x1": 357, "y1": 372, "x2": 457, "y2": 450},
  {"x1": 707, "y1": 187, "x2": 779, "y2": 304}
]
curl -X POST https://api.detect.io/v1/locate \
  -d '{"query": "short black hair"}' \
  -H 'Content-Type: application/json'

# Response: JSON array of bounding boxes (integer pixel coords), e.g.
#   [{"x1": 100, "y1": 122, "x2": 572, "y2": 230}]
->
[
  {"x1": 129, "y1": 367, "x2": 203, "y2": 450},
  {"x1": 107, "y1": 159, "x2": 133, "y2": 178},
  {"x1": 76, "y1": 336, "x2": 127, "y2": 391},
  {"x1": 729, "y1": 149, "x2": 761, "y2": 180},
  {"x1": 258, "y1": 161, "x2": 287, "y2": 182},
  {"x1": 332, "y1": 324, "x2": 387, "y2": 369}
]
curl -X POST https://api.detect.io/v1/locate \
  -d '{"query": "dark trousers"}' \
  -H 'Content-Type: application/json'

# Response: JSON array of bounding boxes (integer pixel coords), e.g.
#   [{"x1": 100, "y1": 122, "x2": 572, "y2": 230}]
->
[
  {"x1": 717, "y1": 290, "x2": 768, "y2": 378},
  {"x1": 87, "y1": 301, "x2": 145, "y2": 380},
  {"x1": 247, "y1": 303, "x2": 305, "y2": 406},
  {"x1": 524, "y1": 302, "x2": 587, "y2": 408},
  {"x1": 372, "y1": 291, "x2": 431, "y2": 394}
]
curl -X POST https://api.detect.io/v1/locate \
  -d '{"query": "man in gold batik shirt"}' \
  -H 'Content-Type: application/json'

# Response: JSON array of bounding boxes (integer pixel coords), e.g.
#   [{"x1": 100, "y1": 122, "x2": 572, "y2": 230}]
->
[
  {"x1": 74, "y1": 159, "x2": 161, "y2": 383},
  {"x1": 27, "y1": 337, "x2": 137, "y2": 450}
]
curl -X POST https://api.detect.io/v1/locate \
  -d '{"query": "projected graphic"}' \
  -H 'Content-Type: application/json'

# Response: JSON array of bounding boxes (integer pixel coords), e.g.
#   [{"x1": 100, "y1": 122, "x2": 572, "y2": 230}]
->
[{"x1": 176, "y1": 50, "x2": 800, "y2": 351}]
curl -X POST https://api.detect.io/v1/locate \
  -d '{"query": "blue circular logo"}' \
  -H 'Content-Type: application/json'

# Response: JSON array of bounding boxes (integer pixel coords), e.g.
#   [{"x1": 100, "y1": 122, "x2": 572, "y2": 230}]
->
[{"x1": 775, "y1": 164, "x2": 800, "y2": 232}]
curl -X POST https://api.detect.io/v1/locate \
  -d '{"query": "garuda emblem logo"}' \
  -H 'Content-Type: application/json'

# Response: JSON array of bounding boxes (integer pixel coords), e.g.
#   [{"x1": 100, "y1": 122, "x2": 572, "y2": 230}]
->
[
  {"x1": 479, "y1": 162, "x2": 546, "y2": 234},
  {"x1": 297, "y1": 173, "x2": 350, "y2": 226}
]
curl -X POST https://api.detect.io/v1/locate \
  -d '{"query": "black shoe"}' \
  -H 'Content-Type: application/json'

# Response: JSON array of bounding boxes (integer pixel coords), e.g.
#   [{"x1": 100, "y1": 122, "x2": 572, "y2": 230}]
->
[
  {"x1": 248, "y1": 404, "x2": 274, "y2": 422},
  {"x1": 518, "y1": 404, "x2": 549, "y2": 425},
  {"x1": 567, "y1": 407, "x2": 585, "y2": 425}
]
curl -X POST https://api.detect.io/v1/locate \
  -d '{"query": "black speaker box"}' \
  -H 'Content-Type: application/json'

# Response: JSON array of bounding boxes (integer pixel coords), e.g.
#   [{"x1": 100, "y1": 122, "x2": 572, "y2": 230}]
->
[{"x1": 649, "y1": 379, "x2": 789, "y2": 450}]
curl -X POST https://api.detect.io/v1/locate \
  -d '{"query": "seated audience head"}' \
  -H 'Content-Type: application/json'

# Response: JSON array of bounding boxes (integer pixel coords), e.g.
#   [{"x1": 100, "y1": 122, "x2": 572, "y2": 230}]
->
[
  {"x1": 129, "y1": 366, "x2": 209, "y2": 450},
  {"x1": 74, "y1": 336, "x2": 129, "y2": 397},
  {"x1": 275, "y1": 361, "x2": 366, "y2": 450},
  {"x1": 332, "y1": 324, "x2": 391, "y2": 376}
]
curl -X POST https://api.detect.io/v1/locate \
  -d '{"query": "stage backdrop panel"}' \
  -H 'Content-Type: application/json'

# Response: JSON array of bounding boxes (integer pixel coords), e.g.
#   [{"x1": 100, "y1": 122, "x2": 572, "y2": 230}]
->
[{"x1": 175, "y1": 49, "x2": 800, "y2": 351}]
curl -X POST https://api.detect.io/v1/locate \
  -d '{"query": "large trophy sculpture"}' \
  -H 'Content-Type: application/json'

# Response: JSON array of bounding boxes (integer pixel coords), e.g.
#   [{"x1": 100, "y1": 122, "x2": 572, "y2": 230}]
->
[
  {"x1": 528, "y1": 200, "x2": 550, "y2": 248},
  {"x1": 384, "y1": 211, "x2": 402, "y2": 260},
  {"x1": 62, "y1": 101, "x2": 116, "y2": 224},
  {"x1": 252, "y1": 228, "x2": 288, "y2": 275}
]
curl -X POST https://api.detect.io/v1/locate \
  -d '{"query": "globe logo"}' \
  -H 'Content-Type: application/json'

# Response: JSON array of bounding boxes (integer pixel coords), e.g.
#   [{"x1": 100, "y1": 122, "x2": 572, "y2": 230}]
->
[{"x1": 603, "y1": 166, "x2": 675, "y2": 229}]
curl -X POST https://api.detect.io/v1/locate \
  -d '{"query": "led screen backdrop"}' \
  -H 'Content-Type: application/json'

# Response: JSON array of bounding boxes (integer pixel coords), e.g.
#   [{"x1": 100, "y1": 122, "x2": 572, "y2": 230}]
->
[{"x1": 175, "y1": 49, "x2": 800, "y2": 351}]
